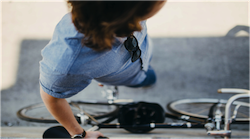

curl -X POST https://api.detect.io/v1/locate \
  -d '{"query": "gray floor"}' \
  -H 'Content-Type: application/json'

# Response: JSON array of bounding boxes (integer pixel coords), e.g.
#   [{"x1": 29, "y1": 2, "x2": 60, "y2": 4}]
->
[
  {"x1": 1, "y1": 127, "x2": 249, "y2": 139},
  {"x1": 1, "y1": 27, "x2": 249, "y2": 129}
]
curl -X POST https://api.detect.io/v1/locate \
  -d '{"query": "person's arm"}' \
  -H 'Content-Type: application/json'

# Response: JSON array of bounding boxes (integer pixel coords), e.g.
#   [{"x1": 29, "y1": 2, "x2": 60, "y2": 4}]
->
[{"x1": 40, "y1": 86, "x2": 103, "y2": 138}]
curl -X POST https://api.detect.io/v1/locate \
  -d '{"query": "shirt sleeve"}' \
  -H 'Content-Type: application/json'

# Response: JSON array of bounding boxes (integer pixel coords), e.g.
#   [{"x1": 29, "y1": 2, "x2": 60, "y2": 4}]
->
[
  {"x1": 39, "y1": 62, "x2": 92, "y2": 98},
  {"x1": 39, "y1": 13, "x2": 91, "y2": 98}
]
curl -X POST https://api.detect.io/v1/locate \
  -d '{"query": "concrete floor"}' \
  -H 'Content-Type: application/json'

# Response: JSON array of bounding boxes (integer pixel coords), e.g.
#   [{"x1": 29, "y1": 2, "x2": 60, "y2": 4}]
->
[
  {"x1": 1, "y1": 126, "x2": 249, "y2": 139},
  {"x1": 1, "y1": 1, "x2": 249, "y2": 138}
]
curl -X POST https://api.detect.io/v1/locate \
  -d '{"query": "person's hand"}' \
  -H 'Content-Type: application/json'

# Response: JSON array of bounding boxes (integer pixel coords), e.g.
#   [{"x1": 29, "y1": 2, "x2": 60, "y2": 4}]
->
[{"x1": 84, "y1": 131, "x2": 104, "y2": 139}]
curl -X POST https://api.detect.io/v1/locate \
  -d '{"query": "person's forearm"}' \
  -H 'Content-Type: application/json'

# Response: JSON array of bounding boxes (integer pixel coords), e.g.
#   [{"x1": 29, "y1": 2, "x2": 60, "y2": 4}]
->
[{"x1": 40, "y1": 86, "x2": 83, "y2": 136}]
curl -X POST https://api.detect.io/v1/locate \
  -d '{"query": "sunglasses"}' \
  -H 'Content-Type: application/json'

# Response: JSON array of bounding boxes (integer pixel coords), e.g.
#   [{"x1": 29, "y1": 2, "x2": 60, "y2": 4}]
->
[
  {"x1": 124, "y1": 35, "x2": 142, "y2": 62},
  {"x1": 124, "y1": 35, "x2": 143, "y2": 69}
]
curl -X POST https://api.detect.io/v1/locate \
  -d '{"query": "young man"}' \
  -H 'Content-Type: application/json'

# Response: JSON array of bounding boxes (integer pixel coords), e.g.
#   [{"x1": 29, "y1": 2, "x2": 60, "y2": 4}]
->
[{"x1": 40, "y1": 1, "x2": 166, "y2": 138}]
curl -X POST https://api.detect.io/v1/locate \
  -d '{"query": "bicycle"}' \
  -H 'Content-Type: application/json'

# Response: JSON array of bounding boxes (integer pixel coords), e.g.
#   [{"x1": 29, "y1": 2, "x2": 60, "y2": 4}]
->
[{"x1": 17, "y1": 86, "x2": 249, "y2": 139}]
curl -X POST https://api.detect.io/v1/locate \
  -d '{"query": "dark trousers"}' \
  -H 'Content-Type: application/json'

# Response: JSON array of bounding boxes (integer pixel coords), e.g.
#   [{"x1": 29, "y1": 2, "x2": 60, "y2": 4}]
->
[{"x1": 128, "y1": 65, "x2": 156, "y2": 88}]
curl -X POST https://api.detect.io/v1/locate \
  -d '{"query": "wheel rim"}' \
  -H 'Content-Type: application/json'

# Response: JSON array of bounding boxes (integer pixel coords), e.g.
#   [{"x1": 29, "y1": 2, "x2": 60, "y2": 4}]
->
[
  {"x1": 18, "y1": 103, "x2": 57, "y2": 123},
  {"x1": 17, "y1": 101, "x2": 118, "y2": 123},
  {"x1": 168, "y1": 98, "x2": 250, "y2": 121}
]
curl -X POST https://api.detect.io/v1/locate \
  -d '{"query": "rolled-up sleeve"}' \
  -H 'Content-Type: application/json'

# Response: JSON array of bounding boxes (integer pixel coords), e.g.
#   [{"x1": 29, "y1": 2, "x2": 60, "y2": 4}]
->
[
  {"x1": 39, "y1": 62, "x2": 92, "y2": 98},
  {"x1": 39, "y1": 13, "x2": 91, "y2": 98}
]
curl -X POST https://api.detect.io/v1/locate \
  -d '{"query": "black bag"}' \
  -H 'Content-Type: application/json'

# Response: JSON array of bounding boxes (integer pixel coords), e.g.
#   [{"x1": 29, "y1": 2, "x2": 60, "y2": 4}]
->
[
  {"x1": 118, "y1": 101, "x2": 165, "y2": 133},
  {"x1": 43, "y1": 126, "x2": 70, "y2": 138}
]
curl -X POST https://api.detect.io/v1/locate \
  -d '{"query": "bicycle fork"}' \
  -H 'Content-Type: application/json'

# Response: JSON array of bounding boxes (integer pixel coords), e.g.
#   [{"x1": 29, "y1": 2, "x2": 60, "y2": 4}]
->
[
  {"x1": 207, "y1": 93, "x2": 250, "y2": 139},
  {"x1": 101, "y1": 85, "x2": 119, "y2": 104}
]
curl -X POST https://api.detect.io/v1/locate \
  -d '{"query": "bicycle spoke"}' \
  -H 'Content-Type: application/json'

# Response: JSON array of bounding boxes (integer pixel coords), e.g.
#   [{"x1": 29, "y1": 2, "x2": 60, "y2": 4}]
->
[
  {"x1": 195, "y1": 107, "x2": 210, "y2": 115},
  {"x1": 177, "y1": 104, "x2": 212, "y2": 115},
  {"x1": 236, "y1": 111, "x2": 249, "y2": 118}
]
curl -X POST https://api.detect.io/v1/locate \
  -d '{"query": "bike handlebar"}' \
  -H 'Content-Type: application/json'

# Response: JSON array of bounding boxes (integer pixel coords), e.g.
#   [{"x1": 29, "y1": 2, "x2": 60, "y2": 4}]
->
[
  {"x1": 208, "y1": 92, "x2": 250, "y2": 138},
  {"x1": 218, "y1": 88, "x2": 249, "y2": 94}
]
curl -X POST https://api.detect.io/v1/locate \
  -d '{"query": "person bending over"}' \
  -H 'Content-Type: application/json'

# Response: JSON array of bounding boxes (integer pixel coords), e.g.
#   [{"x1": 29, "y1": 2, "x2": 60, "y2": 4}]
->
[{"x1": 40, "y1": 1, "x2": 166, "y2": 138}]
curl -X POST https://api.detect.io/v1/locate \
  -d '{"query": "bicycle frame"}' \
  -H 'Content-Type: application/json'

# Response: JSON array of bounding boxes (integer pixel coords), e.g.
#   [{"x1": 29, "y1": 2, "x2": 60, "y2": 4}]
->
[{"x1": 85, "y1": 111, "x2": 206, "y2": 131}]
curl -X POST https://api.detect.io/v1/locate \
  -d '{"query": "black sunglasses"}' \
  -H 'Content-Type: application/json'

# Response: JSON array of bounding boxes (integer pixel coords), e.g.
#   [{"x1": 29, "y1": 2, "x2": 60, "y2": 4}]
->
[
  {"x1": 124, "y1": 35, "x2": 142, "y2": 62},
  {"x1": 124, "y1": 35, "x2": 143, "y2": 70}
]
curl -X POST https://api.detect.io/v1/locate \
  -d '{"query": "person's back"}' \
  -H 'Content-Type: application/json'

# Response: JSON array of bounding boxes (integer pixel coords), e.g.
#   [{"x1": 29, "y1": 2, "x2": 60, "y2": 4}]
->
[
  {"x1": 39, "y1": 1, "x2": 166, "y2": 138},
  {"x1": 40, "y1": 13, "x2": 151, "y2": 97}
]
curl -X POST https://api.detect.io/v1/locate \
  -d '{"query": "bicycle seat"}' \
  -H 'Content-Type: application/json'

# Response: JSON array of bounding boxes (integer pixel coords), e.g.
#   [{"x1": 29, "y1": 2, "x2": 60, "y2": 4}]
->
[{"x1": 118, "y1": 101, "x2": 165, "y2": 133}]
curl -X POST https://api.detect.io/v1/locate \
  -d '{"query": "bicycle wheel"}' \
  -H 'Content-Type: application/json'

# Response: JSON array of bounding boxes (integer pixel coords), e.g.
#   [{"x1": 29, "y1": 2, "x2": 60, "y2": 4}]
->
[
  {"x1": 167, "y1": 98, "x2": 250, "y2": 123},
  {"x1": 17, "y1": 101, "x2": 119, "y2": 123}
]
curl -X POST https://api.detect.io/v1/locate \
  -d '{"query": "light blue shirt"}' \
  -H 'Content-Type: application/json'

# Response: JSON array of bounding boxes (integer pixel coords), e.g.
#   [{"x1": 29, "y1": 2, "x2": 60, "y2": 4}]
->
[{"x1": 39, "y1": 13, "x2": 153, "y2": 98}]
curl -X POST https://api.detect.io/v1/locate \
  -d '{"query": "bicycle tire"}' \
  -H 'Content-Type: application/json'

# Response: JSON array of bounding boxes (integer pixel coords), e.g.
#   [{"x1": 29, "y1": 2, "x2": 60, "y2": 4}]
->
[
  {"x1": 167, "y1": 98, "x2": 250, "y2": 123},
  {"x1": 17, "y1": 101, "x2": 119, "y2": 123}
]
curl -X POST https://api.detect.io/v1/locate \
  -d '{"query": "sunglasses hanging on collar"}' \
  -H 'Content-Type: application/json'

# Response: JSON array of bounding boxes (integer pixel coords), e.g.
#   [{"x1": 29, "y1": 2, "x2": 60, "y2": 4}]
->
[{"x1": 124, "y1": 35, "x2": 143, "y2": 70}]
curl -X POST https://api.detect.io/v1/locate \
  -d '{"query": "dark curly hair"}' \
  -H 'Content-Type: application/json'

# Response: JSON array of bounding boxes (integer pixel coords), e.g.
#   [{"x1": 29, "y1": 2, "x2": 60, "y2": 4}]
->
[{"x1": 67, "y1": 1, "x2": 161, "y2": 51}]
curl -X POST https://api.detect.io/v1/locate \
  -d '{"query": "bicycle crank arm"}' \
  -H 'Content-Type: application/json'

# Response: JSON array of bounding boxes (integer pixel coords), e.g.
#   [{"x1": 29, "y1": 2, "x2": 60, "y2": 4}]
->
[{"x1": 207, "y1": 130, "x2": 231, "y2": 137}]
